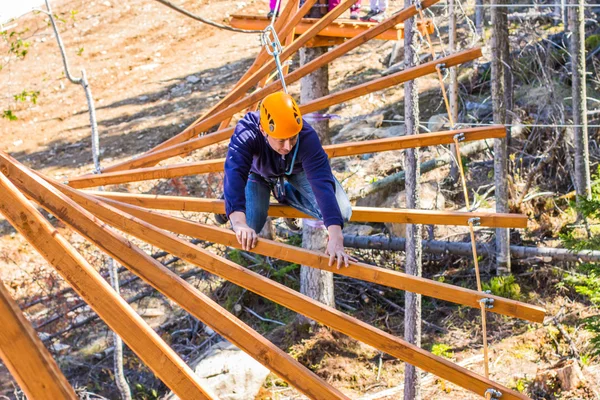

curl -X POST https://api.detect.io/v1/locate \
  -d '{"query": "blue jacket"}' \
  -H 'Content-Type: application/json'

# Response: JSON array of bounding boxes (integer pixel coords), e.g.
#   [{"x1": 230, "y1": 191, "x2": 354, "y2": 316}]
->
[{"x1": 224, "y1": 111, "x2": 343, "y2": 228}]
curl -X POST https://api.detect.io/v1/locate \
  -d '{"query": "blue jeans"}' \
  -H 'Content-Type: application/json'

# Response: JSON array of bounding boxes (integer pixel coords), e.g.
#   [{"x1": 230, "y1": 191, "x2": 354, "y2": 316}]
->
[{"x1": 244, "y1": 172, "x2": 352, "y2": 232}]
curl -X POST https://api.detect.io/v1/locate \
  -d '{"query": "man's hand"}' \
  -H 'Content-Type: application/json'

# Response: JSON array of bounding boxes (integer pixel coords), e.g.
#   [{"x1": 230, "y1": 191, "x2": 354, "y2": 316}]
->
[
  {"x1": 230, "y1": 211, "x2": 258, "y2": 251},
  {"x1": 326, "y1": 225, "x2": 357, "y2": 269}
]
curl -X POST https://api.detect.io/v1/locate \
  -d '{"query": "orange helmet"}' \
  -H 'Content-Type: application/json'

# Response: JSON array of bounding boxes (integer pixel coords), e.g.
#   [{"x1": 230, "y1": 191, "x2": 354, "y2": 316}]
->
[{"x1": 259, "y1": 92, "x2": 303, "y2": 139}]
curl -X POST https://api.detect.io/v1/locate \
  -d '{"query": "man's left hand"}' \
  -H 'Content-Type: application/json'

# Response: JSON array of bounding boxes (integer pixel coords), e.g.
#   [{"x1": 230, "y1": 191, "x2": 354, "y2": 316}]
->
[{"x1": 326, "y1": 225, "x2": 357, "y2": 269}]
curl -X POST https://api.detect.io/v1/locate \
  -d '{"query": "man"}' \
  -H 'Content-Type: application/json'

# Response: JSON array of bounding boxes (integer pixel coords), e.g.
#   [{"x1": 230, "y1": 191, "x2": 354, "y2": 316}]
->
[{"x1": 220, "y1": 91, "x2": 355, "y2": 268}]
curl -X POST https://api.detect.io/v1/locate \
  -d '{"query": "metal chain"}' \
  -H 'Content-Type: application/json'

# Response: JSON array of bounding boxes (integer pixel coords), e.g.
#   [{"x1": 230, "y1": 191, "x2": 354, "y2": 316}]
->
[{"x1": 260, "y1": 0, "x2": 289, "y2": 93}]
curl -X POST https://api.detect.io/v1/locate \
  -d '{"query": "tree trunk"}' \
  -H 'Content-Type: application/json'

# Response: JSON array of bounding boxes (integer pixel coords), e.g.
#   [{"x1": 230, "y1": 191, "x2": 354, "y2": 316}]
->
[
  {"x1": 570, "y1": 0, "x2": 591, "y2": 203},
  {"x1": 491, "y1": 0, "x2": 511, "y2": 275},
  {"x1": 402, "y1": 6, "x2": 422, "y2": 399},
  {"x1": 299, "y1": 43, "x2": 334, "y2": 321},
  {"x1": 449, "y1": 0, "x2": 459, "y2": 182},
  {"x1": 475, "y1": 0, "x2": 485, "y2": 37}
]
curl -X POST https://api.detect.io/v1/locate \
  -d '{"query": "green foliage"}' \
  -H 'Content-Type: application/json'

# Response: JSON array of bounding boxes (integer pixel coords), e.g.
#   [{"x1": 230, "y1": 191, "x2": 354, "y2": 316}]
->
[
  {"x1": 2, "y1": 110, "x2": 18, "y2": 121},
  {"x1": 482, "y1": 275, "x2": 521, "y2": 300},
  {"x1": 431, "y1": 343, "x2": 453, "y2": 359},
  {"x1": 509, "y1": 377, "x2": 531, "y2": 393},
  {"x1": 14, "y1": 90, "x2": 39, "y2": 105},
  {"x1": 585, "y1": 34, "x2": 600, "y2": 52},
  {"x1": 77, "y1": 47, "x2": 85, "y2": 56},
  {"x1": 134, "y1": 383, "x2": 159, "y2": 400},
  {"x1": 271, "y1": 263, "x2": 300, "y2": 279},
  {"x1": 559, "y1": 167, "x2": 600, "y2": 356},
  {"x1": 1, "y1": 29, "x2": 31, "y2": 59}
]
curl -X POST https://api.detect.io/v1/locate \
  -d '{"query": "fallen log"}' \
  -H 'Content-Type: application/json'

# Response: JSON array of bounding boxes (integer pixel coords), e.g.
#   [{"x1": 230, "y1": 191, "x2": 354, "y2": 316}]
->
[
  {"x1": 343, "y1": 234, "x2": 600, "y2": 263},
  {"x1": 349, "y1": 138, "x2": 493, "y2": 202}
]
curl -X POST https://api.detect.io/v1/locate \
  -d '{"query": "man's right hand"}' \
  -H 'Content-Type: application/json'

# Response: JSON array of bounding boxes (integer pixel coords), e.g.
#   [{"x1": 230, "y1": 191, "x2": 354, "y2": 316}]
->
[{"x1": 229, "y1": 211, "x2": 258, "y2": 251}]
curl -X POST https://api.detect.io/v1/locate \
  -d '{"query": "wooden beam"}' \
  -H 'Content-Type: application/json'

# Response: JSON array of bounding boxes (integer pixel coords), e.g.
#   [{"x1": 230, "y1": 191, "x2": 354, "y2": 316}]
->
[
  {"x1": 0, "y1": 151, "x2": 348, "y2": 400},
  {"x1": 145, "y1": 0, "x2": 358, "y2": 154},
  {"x1": 48, "y1": 174, "x2": 528, "y2": 400},
  {"x1": 132, "y1": 0, "x2": 442, "y2": 159},
  {"x1": 0, "y1": 174, "x2": 214, "y2": 399},
  {"x1": 230, "y1": 15, "x2": 435, "y2": 41},
  {"x1": 0, "y1": 266, "x2": 77, "y2": 399},
  {"x1": 87, "y1": 193, "x2": 527, "y2": 228},
  {"x1": 89, "y1": 196, "x2": 546, "y2": 323},
  {"x1": 301, "y1": 47, "x2": 481, "y2": 114}
]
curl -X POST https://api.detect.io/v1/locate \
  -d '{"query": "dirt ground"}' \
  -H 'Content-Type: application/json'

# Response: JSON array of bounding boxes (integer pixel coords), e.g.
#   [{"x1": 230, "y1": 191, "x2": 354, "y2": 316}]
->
[{"x1": 1, "y1": 0, "x2": 599, "y2": 399}]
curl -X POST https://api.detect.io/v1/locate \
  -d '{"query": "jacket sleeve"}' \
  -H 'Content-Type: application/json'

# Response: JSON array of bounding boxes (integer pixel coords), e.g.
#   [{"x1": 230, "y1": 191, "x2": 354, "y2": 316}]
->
[
  {"x1": 224, "y1": 122, "x2": 258, "y2": 217},
  {"x1": 301, "y1": 127, "x2": 345, "y2": 228}
]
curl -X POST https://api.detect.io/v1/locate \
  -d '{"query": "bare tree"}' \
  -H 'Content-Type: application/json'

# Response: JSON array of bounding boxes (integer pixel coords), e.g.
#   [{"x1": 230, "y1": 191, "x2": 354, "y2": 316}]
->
[
  {"x1": 403, "y1": 2, "x2": 422, "y2": 398},
  {"x1": 449, "y1": 0, "x2": 459, "y2": 182},
  {"x1": 475, "y1": 0, "x2": 485, "y2": 37},
  {"x1": 299, "y1": 27, "x2": 335, "y2": 318},
  {"x1": 491, "y1": 0, "x2": 511, "y2": 275},
  {"x1": 42, "y1": 1, "x2": 131, "y2": 398},
  {"x1": 569, "y1": 0, "x2": 591, "y2": 202}
]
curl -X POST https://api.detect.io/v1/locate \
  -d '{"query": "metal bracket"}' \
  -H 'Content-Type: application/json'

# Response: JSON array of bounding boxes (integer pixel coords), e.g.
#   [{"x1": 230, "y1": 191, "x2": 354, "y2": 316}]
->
[
  {"x1": 485, "y1": 388, "x2": 502, "y2": 400},
  {"x1": 436, "y1": 62, "x2": 447, "y2": 71},
  {"x1": 414, "y1": 0, "x2": 422, "y2": 10},
  {"x1": 467, "y1": 217, "x2": 480, "y2": 226},
  {"x1": 479, "y1": 297, "x2": 494, "y2": 309},
  {"x1": 453, "y1": 132, "x2": 465, "y2": 142}
]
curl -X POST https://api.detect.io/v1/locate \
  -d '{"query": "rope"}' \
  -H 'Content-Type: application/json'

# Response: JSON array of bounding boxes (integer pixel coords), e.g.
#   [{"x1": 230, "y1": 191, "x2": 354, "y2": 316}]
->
[
  {"x1": 152, "y1": 0, "x2": 263, "y2": 34},
  {"x1": 414, "y1": 0, "x2": 492, "y2": 378}
]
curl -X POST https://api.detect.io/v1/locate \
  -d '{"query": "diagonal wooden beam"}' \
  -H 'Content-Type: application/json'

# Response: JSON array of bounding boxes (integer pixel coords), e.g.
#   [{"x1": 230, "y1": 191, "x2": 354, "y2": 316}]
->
[
  {"x1": 0, "y1": 262, "x2": 77, "y2": 399},
  {"x1": 47, "y1": 172, "x2": 528, "y2": 400},
  {"x1": 98, "y1": 48, "x2": 484, "y2": 173},
  {"x1": 0, "y1": 151, "x2": 349, "y2": 400},
  {"x1": 86, "y1": 192, "x2": 527, "y2": 228},
  {"x1": 0, "y1": 173, "x2": 214, "y2": 399},
  {"x1": 86, "y1": 195, "x2": 546, "y2": 323},
  {"x1": 142, "y1": 0, "x2": 359, "y2": 155},
  {"x1": 122, "y1": 0, "x2": 442, "y2": 165}
]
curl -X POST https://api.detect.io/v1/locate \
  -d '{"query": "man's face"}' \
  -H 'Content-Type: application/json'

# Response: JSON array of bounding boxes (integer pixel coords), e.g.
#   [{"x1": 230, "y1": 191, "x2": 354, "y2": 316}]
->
[{"x1": 261, "y1": 126, "x2": 298, "y2": 155}]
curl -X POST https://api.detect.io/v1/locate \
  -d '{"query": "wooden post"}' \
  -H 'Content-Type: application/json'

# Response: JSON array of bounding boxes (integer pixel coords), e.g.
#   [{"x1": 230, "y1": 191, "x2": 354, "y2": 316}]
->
[
  {"x1": 0, "y1": 278, "x2": 77, "y2": 399},
  {"x1": 0, "y1": 151, "x2": 347, "y2": 400},
  {"x1": 86, "y1": 195, "x2": 546, "y2": 322},
  {"x1": 569, "y1": 0, "x2": 591, "y2": 202},
  {"x1": 0, "y1": 173, "x2": 214, "y2": 400},
  {"x1": 491, "y1": 0, "x2": 511, "y2": 274},
  {"x1": 403, "y1": 3, "x2": 422, "y2": 397}
]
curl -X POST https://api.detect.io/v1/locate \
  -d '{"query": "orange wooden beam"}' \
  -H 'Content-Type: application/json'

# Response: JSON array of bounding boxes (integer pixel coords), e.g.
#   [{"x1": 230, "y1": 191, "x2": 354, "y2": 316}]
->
[
  {"x1": 67, "y1": 122, "x2": 494, "y2": 191},
  {"x1": 88, "y1": 195, "x2": 546, "y2": 323},
  {"x1": 0, "y1": 264, "x2": 77, "y2": 399},
  {"x1": 230, "y1": 14, "x2": 434, "y2": 41},
  {"x1": 48, "y1": 174, "x2": 528, "y2": 400},
  {"x1": 0, "y1": 151, "x2": 348, "y2": 400},
  {"x1": 0, "y1": 173, "x2": 214, "y2": 399},
  {"x1": 86, "y1": 193, "x2": 527, "y2": 229}
]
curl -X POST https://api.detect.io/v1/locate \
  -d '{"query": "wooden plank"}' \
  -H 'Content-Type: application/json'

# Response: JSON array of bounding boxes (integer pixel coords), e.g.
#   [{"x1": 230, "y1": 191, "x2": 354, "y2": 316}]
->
[
  {"x1": 0, "y1": 151, "x2": 348, "y2": 400},
  {"x1": 230, "y1": 15, "x2": 435, "y2": 41},
  {"x1": 67, "y1": 52, "x2": 486, "y2": 188},
  {"x1": 304, "y1": 35, "x2": 346, "y2": 48},
  {"x1": 0, "y1": 269, "x2": 77, "y2": 399},
  {"x1": 0, "y1": 174, "x2": 214, "y2": 399},
  {"x1": 88, "y1": 196, "x2": 546, "y2": 323},
  {"x1": 301, "y1": 47, "x2": 482, "y2": 114},
  {"x1": 131, "y1": 0, "x2": 442, "y2": 160},
  {"x1": 87, "y1": 193, "x2": 527, "y2": 229},
  {"x1": 48, "y1": 173, "x2": 529, "y2": 400}
]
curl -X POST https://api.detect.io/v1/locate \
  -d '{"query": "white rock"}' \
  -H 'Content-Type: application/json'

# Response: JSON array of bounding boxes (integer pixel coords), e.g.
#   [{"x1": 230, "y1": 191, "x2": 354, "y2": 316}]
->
[{"x1": 186, "y1": 75, "x2": 201, "y2": 84}]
